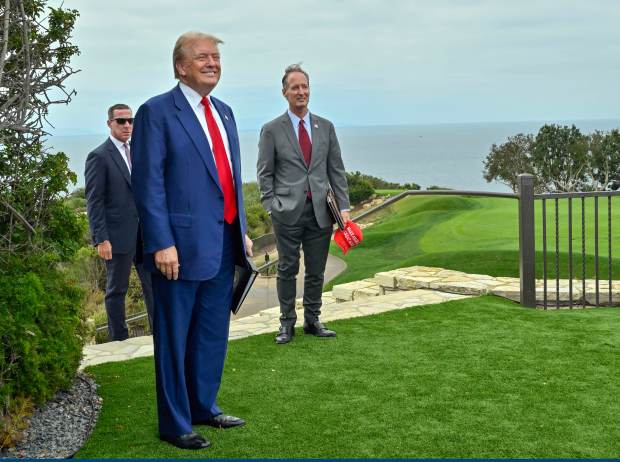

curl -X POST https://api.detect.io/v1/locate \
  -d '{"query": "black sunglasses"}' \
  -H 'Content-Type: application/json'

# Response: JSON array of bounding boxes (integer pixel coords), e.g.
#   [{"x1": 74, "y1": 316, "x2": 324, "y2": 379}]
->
[{"x1": 112, "y1": 117, "x2": 134, "y2": 125}]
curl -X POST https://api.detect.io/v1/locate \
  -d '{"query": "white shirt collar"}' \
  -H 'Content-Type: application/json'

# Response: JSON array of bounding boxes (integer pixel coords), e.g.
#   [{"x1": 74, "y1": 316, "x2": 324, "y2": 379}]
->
[
  {"x1": 109, "y1": 135, "x2": 128, "y2": 149},
  {"x1": 179, "y1": 82, "x2": 212, "y2": 109}
]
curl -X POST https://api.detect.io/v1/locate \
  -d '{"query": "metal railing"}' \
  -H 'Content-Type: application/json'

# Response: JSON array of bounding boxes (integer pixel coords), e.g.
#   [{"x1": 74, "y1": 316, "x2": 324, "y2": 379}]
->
[{"x1": 518, "y1": 174, "x2": 620, "y2": 309}]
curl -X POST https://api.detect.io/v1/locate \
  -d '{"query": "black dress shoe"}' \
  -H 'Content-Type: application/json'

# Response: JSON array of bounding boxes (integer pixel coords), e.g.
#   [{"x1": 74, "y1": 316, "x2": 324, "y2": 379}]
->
[
  {"x1": 160, "y1": 432, "x2": 210, "y2": 450},
  {"x1": 275, "y1": 325, "x2": 295, "y2": 344},
  {"x1": 199, "y1": 413, "x2": 246, "y2": 429},
  {"x1": 303, "y1": 321, "x2": 336, "y2": 337}
]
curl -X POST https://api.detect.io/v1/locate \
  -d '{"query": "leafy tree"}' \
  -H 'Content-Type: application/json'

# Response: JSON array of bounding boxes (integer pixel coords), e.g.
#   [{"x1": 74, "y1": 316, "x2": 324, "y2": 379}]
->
[
  {"x1": 1, "y1": 0, "x2": 80, "y2": 258},
  {"x1": 532, "y1": 124, "x2": 589, "y2": 192},
  {"x1": 0, "y1": 0, "x2": 83, "y2": 448},
  {"x1": 588, "y1": 129, "x2": 620, "y2": 190},
  {"x1": 483, "y1": 133, "x2": 538, "y2": 192}
]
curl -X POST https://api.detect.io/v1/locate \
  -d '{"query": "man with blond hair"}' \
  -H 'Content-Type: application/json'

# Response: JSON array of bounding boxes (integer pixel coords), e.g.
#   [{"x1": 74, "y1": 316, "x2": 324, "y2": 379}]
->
[{"x1": 132, "y1": 31, "x2": 253, "y2": 450}]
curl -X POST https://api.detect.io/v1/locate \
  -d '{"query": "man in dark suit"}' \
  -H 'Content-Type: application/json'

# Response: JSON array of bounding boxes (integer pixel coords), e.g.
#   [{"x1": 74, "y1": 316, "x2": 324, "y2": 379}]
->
[
  {"x1": 131, "y1": 32, "x2": 253, "y2": 450},
  {"x1": 84, "y1": 104, "x2": 154, "y2": 341},
  {"x1": 257, "y1": 64, "x2": 350, "y2": 345}
]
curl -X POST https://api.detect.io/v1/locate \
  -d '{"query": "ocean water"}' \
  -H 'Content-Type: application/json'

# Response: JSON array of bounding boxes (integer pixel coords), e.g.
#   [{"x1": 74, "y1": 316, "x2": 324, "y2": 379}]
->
[{"x1": 48, "y1": 119, "x2": 619, "y2": 193}]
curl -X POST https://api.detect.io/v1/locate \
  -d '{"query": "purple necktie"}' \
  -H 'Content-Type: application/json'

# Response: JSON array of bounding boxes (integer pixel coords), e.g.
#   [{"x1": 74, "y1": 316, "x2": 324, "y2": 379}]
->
[{"x1": 123, "y1": 143, "x2": 131, "y2": 170}]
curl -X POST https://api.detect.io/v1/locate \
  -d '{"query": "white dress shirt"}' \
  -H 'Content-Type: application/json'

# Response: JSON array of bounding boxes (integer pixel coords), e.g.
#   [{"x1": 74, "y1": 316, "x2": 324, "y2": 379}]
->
[
  {"x1": 179, "y1": 82, "x2": 234, "y2": 176},
  {"x1": 109, "y1": 135, "x2": 131, "y2": 172}
]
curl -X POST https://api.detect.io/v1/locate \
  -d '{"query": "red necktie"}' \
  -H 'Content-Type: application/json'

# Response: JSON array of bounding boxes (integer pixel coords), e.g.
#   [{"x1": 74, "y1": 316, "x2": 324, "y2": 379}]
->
[
  {"x1": 298, "y1": 120, "x2": 312, "y2": 167},
  {"x1": 201, "y1": 96, "x2": 237, "y2": 224}
]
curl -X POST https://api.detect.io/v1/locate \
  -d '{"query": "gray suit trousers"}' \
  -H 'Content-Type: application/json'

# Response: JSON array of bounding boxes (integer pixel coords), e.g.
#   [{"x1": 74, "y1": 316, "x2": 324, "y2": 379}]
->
[{"x1": 272, "y1": 199, "x2": 332, "y2": 327}]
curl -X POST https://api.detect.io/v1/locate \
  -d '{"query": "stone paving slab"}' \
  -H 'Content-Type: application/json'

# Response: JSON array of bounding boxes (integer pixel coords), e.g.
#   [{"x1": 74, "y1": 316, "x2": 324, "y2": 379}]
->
[
  {"x1": 81, "y1": 265, "x2": 620, "y2": 369},
  {"x1": 366, "y1": 265, "x2": 620, "y2": 306},
  {"x1": 81, "y1": 288, "x2": 471, "y2": 369}
]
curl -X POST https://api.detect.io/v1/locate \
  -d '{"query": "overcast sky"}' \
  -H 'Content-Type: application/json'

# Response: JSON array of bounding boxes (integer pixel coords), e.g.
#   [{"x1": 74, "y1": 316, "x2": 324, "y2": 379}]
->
[{"x1": 47, "y1": 0, "x2": 620, "y2": 135}]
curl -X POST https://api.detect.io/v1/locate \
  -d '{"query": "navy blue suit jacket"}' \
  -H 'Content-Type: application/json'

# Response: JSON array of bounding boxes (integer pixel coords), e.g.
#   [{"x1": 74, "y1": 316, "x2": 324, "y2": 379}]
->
[
  {"x1": 85, "y1": 137, "x2": 140, "y2": 254},
  {"x1": 131, "y1": 85, "x2": 248, "y2": 281}
]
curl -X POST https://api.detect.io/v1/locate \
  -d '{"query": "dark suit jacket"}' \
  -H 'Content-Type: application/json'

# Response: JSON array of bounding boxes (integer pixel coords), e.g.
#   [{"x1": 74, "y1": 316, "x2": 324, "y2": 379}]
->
[
  {"x1": 130, "y1": 85, "x2": 249, "y2": 281},
  {"x1": 84, "y1": 137, "x2": 139, "y2": 254}
]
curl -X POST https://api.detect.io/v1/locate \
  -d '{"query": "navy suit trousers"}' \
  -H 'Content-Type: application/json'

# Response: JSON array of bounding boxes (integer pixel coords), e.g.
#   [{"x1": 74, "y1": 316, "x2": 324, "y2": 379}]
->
[{"x1": 151, "y1": 222, "x2": 236, "y2": 438}]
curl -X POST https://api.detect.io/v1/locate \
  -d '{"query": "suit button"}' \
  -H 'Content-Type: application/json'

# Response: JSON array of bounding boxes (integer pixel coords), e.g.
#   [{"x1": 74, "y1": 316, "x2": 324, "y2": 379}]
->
[
  {"x1": 219, "y1": 196, "x2": 224, "y2": 200},
  {"x1": 218, "y1": 219, "x2": 224, "y2": 224}
]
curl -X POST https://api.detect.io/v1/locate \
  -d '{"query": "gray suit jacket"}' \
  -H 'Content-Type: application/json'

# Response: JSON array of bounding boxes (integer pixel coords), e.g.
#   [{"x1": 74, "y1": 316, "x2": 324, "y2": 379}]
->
[
  {"x1": 257, "y1": 112, "x2": 349, "y2": 228},
  {"x1": 84, "y1": 138, "x2": 139, "y2": 254}
]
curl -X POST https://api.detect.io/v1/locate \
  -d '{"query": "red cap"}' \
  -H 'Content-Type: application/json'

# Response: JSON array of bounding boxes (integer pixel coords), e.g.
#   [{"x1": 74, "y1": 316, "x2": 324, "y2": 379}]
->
[{"x1": 333, "y1": 221, "x2": 363, "y2": 255}]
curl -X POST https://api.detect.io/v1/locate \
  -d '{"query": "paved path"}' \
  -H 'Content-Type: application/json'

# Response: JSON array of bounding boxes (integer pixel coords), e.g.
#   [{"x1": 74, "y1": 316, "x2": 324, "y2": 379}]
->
[
  {"x1": 82, "y1": 264, "x2": 620, "y2": 368},
  {"x1": 82, "y1": 288, "x2": 468, "y2": 368},
  {"x1": 233, "y1": 252, "x2": 346, "y2": 319}
]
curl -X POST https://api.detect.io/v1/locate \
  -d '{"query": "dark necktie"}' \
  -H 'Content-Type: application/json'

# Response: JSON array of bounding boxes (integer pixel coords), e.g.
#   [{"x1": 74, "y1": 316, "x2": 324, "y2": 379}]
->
[
  {"x1": 201, "y1": 96, "x2": 237, "y2": 224},
  {"x1": 298, "y1": 119, "x2": 312, "y2": 167}
]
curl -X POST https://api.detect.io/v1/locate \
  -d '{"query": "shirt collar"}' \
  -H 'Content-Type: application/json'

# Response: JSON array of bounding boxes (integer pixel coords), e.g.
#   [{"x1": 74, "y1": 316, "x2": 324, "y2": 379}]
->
[
  {"x1": 109, "y1": 135, "x2": 128, "y2": 150},
  {"x1": 179, "y1": 81, "x2": 212, "y2": 109},
  {"x1": 287, "y1": 109, "x2": 311, "y2": 129}
]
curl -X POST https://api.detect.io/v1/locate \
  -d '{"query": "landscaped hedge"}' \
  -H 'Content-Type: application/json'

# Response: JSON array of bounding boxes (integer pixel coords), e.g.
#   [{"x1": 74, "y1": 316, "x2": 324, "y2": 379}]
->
[{"x1": 0, "y1": 256, "x2": 85, "y2": 446}]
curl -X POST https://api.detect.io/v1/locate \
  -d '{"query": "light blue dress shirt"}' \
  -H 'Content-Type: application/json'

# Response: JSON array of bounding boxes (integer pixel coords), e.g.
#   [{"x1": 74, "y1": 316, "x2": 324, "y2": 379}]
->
[{"x1": 287, "y1": 110, "x2": 312, "y2": 143}]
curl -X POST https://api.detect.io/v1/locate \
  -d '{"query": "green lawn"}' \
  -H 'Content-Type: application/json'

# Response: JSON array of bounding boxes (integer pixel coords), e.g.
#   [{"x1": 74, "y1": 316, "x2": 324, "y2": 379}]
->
[
  {"x1": 329, "y1": 195, "x2": 620, "y2": 289},
  {"x1": 78, "y1": 296, "x2": 620, "y2": 458}
]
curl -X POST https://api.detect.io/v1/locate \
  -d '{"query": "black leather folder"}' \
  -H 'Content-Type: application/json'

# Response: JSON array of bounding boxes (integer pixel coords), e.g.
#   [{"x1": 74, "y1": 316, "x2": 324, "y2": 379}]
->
[
  {"x1": 231, "y1": 259, "x2": 259, "y2": 315},
  {"x1": 327, "y1": 188, "x2": 346, "y2": 230}
]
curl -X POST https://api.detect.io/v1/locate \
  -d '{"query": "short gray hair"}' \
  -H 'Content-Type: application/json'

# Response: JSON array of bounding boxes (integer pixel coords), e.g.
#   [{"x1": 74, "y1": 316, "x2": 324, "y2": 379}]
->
[
  {"x1": 173, "y1": 31, "x2": 223, "y2": 79},
  {"x1": 282, "y1": 63, "x2": 309, "y2": 90}
]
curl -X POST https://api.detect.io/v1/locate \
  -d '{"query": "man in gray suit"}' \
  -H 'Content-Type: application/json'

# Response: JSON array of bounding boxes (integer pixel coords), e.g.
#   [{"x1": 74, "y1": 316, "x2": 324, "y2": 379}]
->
[
  {"x1": 257, "y1": 64, "x2": 350, "y2": 344},
  {"x1": 85, "y1": 104, "x2": 154, "y2": 341}
]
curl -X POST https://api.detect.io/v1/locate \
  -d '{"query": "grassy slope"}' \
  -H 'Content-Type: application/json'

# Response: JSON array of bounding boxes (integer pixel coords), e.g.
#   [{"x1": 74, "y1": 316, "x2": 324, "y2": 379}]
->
[
  {"x1": 78, "y1": 296, "x2": 620, "y2": 458},
  {"x1": 328, "y1": 195, "x2": 620, "y2": 289}
]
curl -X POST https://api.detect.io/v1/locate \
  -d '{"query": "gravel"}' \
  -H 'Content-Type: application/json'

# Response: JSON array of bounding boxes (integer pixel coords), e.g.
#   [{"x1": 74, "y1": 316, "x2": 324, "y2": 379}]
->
[{"x1": 0, "y1": 372, "x2": 102, "y2": 459}]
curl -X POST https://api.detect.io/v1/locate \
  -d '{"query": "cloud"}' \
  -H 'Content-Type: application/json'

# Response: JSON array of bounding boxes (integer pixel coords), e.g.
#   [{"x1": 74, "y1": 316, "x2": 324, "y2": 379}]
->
[{"x1": 47, "y1": 0, "x2": 620, "y2": 134}]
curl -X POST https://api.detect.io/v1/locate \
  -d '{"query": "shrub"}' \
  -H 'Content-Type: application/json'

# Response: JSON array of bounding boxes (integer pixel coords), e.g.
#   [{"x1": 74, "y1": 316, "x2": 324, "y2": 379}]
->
[
  {"x1": 346, "y1": 172, "x2": 375, "y2": 204},
  {"x1": 0, "y1": 256, "x2": 85, "y2": 447}
]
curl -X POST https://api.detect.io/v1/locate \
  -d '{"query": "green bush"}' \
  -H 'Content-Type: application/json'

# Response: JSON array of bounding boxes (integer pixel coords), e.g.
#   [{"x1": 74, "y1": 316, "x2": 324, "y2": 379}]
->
[
  {"x1": 242, "y1": 182, "x2": 272, "y2": 238},
  {"x1": 347, "y1": 172, "x2": 375, "y2": 204},
  {"x1": 0, "y1": 256, "x2": 85, "y2": 411}
]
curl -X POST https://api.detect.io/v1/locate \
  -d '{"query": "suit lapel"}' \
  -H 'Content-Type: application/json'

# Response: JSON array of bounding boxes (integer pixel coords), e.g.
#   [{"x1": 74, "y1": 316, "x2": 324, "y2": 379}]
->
[
  {"x1": 172, "y1": 85, "x2": 222, "y2": 192},
  {"x1": 308, "y1": 113, "x2": 323, "y2": 171},
  {"x1": 107, "y1": 138, "x2": 131, "y2": 185},
  {"x1": 280, "y1": 113, "x2": 307, "y2": 170},
  {"x1": 211, "y1": 97, "x2": 242, "y2": 187}
]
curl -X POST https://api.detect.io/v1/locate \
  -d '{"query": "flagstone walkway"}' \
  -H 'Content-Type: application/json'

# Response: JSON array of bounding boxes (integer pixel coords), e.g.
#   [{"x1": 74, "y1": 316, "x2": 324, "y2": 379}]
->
[{"x1": 81, "y1": 265, "x2": 619, "y2": 369}]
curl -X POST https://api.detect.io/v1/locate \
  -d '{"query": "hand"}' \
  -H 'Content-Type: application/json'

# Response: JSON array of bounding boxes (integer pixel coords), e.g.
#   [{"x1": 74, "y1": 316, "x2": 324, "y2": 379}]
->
[
  {"x1": 244, "y1": 234, "x2": 254, "y2": 257},
  {"x1": 97, "y1": 240, "x2": 113, "y2": 260},
  {"x1": 154, "y1": 245, "x2": 180, "y2": 280},
  {"x1": 341, "y1": 211, "x2": 351, "y2": 222}
]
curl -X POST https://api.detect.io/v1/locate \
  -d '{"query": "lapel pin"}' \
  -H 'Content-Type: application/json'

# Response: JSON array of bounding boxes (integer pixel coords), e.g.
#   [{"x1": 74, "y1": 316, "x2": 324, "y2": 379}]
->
[
  {"x1": 224, "y1": 115, "x2": 229, "y2": 120},
  {"x1": 314, "y1": 124, "x2": 318, "y2": 128}
]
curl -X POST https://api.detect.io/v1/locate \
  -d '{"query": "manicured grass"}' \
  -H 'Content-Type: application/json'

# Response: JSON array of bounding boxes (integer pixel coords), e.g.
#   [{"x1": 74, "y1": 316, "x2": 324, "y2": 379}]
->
[
  {"x1": 329, "y1": 195, "x2": 620, "y2": 289},
  {"x1": 374, "y1": 188, "x2": 406, "y2": 197},
  {"x1": 78, "y1": 296, "x2": 620, "y2": 458}
]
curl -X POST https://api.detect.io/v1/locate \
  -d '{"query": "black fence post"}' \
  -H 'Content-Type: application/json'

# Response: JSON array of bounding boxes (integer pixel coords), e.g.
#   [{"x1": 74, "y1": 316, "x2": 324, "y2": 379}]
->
[{"x1": 518, "y1": 174, "x2": 536, "y2": 307}]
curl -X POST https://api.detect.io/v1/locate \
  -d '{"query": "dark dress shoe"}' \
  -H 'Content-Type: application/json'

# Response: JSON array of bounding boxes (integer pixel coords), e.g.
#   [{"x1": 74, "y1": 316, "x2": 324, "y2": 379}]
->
[
  {"x1": 199, "y1": 413, "x2": 246, "y2": 429},
  {"x1": 275, "y1": 325, "x2": 295, "y2": 344},
  {"x1": 303, "y1": 321, "x2": 336, "y2": 337},
  {"x1": 160, "y1": 432, "x2": 210, "y2": 450}
]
